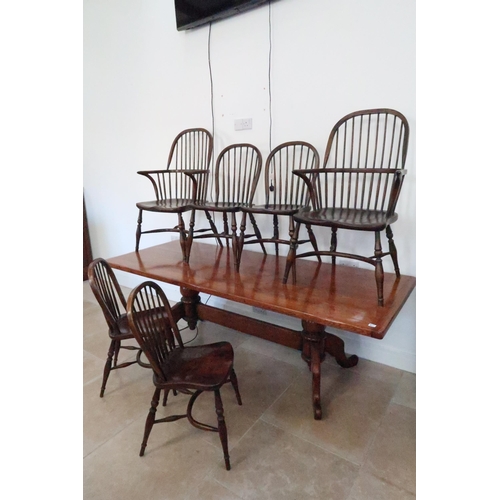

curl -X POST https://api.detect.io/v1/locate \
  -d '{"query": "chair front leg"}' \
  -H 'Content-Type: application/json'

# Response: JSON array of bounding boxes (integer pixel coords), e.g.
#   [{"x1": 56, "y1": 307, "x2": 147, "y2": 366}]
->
[
  {"x1": 135, "y1": 209, "x2": 143, "y2": 252},
  {"x1": 214, "y1": 389, "x2": 231, "y2": 470},
  {"x1": 140, "y1": 387, "x2": 161, "y2": 457},
  {"x1": 283, "y1": 222, "x2": 301, "y2": 284},
  {"x1": 237, "y1": 212, "x2": 247, "y2": 273},
  {"x1": 330, "y1": 228, "x2": 337, "y2": 265},
  {"x1": 249, "y1": 213, "x2": 267, "y2": 255},
  {"x1": 374, "y1": 231, "x2": 384, "y2": 306},
  {"x1": 177, "y1": 212, "x2": 188, "y2": 263},
  {"x1": 100, "y1": 340, "x2": 116, "y2": 397},
  {"x1": 386, "y1": 225, "x2": 400, "y2": 277}
]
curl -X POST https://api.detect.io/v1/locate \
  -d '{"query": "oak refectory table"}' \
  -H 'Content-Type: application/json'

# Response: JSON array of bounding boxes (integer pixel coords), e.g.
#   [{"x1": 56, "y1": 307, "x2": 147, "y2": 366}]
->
[{"x1": 108, "y1": 241, "x2": 416, "y2": 420}]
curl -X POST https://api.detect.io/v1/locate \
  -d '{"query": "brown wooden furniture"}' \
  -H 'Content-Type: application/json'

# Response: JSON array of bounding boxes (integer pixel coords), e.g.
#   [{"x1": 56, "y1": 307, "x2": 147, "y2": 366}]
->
[
  {"x1": 184, "y1": 143, "x2": 264, "y2": 266},
  {"x1": 88, "y1": 258, "x2": 149, "y2": 397},
  {"x1": 83, "y1": 196, "x2": 93, "y2": 281},
  {"x1": 107, "y1": 241, "x2": 416, "y2": 420},
  {"x1": 127, "y1": 280, "x2": 242, "y2": 470},
  {"x1": 236, "y1": 141, "x2": 322, "y2": 272},
  {"x1": 283, "y1": 109, "x2": 410, "y2": 306},
  {"x1": 135, "y1": 128, "x2": 219, "y2": 261}
]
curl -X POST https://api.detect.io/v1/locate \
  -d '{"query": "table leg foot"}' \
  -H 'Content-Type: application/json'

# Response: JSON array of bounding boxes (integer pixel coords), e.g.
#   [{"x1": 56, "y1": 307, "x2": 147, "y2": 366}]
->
[{"x1": 325, "y1": 334, "x2": 359, "y2": 368}]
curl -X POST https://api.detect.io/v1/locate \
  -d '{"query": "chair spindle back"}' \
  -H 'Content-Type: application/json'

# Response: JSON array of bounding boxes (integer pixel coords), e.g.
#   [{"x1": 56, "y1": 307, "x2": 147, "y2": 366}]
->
[
  {"x1": 265, "y1": 141, "x2": 320, "y2": 207},
  {"x1": 316, "y1": 109, "x2": 409, "y2": 214},
  {"x1": 127, "y1": 281, "x2": 184, "y2": 383},
  {"x1": 88, "y1": 258, "x2": 127, "y2": 333},
  {"x1": 214, "y1": 144, "x2": 263, "y2": 205}
]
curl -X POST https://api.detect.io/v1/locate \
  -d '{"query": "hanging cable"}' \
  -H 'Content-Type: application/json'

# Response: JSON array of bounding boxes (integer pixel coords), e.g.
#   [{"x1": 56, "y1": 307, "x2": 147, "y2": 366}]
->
[
  {"x1": 208, "y1": 22, "x2": 215, "y2": 203},
  {"x1": 268, "y1": 1, "x2": 274, "y2": 193}
]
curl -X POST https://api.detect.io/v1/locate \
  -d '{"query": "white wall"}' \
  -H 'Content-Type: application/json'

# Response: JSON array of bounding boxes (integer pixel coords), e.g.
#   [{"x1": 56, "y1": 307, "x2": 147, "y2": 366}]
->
[{"x1": 83, "y1": 0, "x2": 416, "y2": 372}]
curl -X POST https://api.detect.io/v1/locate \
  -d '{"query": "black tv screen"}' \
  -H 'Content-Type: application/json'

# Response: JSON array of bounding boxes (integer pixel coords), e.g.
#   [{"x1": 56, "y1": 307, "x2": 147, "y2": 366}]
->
[{"x1": 175, "y1": 0, "x2": 270, "y2": 31}]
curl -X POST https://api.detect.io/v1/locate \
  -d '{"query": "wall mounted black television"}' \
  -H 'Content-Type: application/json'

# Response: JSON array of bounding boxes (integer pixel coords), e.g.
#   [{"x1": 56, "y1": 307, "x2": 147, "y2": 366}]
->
[{"x1": 175, "y1": 0, "x2": 270, "y2": 31}]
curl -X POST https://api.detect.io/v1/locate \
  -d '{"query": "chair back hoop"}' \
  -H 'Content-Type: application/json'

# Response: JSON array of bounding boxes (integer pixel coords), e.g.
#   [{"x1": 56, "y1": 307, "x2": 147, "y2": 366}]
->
[
  {"x1": 127, "y1": 281, "x2": 184, "y2": 382},
  {"x1": 88, "y1": 258, "x2": 127, "y2": 333},
  {"x1": 265, "y1": 141, "x2": 320, "y2": 207},
  {"x1": 214, "y1": 143, "x2": 263, "y2": 205},
  {"x1": 158, "y1": 128, "x2": 214, "y2": 202},
  {"x1": 318, "y1": 109, "x2": 410, "y2": 214}
]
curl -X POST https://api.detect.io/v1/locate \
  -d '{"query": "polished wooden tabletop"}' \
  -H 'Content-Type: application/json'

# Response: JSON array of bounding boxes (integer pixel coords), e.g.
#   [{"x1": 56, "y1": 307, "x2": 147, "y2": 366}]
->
[{"x1": 108, "y1": 241, "x2": 416, "y2": 339}]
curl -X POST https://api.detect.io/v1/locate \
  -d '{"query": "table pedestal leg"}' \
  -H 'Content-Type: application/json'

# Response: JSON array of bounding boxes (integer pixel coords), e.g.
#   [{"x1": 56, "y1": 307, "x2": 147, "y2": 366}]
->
[
  {"x1": 325, "y1": 335, "x2": 359, "y2": 368},
  {"x1": 180, "y1": 287, "x2": 200, "y2": 330},
  {"x1": 301, "y1": 321, "x2": 326, "y2": 420}
]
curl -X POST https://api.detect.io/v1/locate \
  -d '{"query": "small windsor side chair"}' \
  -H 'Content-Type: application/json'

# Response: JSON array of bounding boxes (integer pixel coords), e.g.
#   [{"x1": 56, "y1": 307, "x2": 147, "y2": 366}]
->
[
  {"x1": 282, "y1": 109, "x2": 410, "y2": 306},
  {"x1": 127, "y1": 281, "x2": 242, "y2": 470},
  {"x1": 236, "y1": 141, "x2": 322, "y2": 272},
  {"x1": 135, "y1": 128, "x2": 222, "y2": 261},
  {"x1": 88, "y1": 258, "x2": 150, "y2": 397},
  {"x1": 183, "y1": 143, "x2": 264, "y2": 267}
]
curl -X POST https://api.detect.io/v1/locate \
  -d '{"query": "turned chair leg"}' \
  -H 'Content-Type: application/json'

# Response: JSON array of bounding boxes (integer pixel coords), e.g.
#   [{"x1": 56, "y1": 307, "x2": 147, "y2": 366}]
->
[
  {"x1": 135, "y1": 209, "x2": 143, "y2": 252},
  {"x1": 236, "y1": 212, "x2": 247, "y2": 273},
  {"x1": 100, "y1": 340, "x2": 116, "y2": 397},
  {"x1": 205, "y1": 210, "x2": 223, "y2": 247},
  {"x1": 283, "y1": 222, "x2": 301, "y2": 284},
  {"x1": 330, "y1": 228, "x2": 337, "y2": 265},
  {"x1": 214, "y1": 389, "x2": 231, "y2": 471},
  {"x1": 140, "y1": 388, "x2": 161, "y2": 457},
  {"x1": 229, "y1": 369, "x2": 243, "y2": 406},
  {"x1": 273, "y1": 214, "x2": 280, "y2": 256},
  {"x1": 386, "y1": 225, "x2": 400, "y2": 277},
  {"x1": 374, "y1": 231, "x2": 384, "y2": 306},
  {"x1": 306, "y1": 224, "x2": 321, "y2": 262},
  {"x1": 248, "y1": 213, "x2": 267, "y2": 255}
]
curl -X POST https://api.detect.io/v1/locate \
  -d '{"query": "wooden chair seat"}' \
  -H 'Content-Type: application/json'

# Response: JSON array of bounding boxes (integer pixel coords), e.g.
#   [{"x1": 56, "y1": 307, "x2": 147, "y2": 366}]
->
[
  {"x1": 243, "y1": 203, "x2": 304, "y2": 216},
  {"x1": 136, "y1": 199, "x2": 193, "y2": 213},
  {"x1": 294, "y1": 207, "x2": 399, "y2": 231},
  {"x1": 154, "y1": 342, "x2": 235, "y2": 390},
  {"x1": 190, "y1": 201, "x2": 250, "y2": 212}
]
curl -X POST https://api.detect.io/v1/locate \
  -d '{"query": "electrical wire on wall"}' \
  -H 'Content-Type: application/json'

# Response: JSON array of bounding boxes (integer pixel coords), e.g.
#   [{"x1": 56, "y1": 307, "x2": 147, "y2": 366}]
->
[
  {"x1": 207, "y1": 21, "x2": 215, "y2": 203},
  {"x1": 268, "y1": 0, "x2": 274, "y2": 193}
]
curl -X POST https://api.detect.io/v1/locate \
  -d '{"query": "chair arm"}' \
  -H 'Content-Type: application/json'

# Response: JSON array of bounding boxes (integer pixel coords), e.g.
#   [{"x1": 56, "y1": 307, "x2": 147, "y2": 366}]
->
[
  {"x1": 292, "y1": 169, "x2": 321, "y2": 211},
  {"x1": 182, "y1": 170, "x2": 209, "y2": 202},
  {"x1": 137, "y1": 169, "x2": 201, "y2": 202}
]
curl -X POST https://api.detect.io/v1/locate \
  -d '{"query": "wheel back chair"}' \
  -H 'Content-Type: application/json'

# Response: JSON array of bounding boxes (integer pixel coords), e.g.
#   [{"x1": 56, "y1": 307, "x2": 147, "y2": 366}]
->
[
  {"x1": 88, "y1": 258, "x2": 150, "y2": 397},
  {"x1": 236, "y1": 141, "x2": 322, "y2": 272},
  {"x1": 183, "y1": 143, "x2": 264, "y2": 267},
  {"x1": 135, "y1": 128, "x2": 222, "y2": 262},
  {"x1": 283, "y1": 109, "x2": 410, "y2": 306},
  {"x1": 127, "y1": 280, "x2": 243, "y2": 470}
]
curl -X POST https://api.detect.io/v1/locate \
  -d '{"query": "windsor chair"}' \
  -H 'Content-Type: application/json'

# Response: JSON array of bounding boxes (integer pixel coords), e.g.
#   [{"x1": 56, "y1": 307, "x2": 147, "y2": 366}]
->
[
  {"x1": 135, "y1": 128, "x2": 222, "y2": 261},
  {"x1": 88, "y1": 258, "x2": 150, "y2": 397},
  {"x1": 127, "y1": 281, "x2": 242, "y2": 470},
  {"x1": 236, "y1": 141, "x2": 322, "y2": 272},
  {"x1": 183, "y1": 143, "x2": 264, "y2": 267},
  {"x1": 283, "y1": 109, "x2": 410, "y2": 306}
]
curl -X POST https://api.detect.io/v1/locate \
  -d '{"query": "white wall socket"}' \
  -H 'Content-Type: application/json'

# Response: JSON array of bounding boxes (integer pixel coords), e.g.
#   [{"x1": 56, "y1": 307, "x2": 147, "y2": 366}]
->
[{"x1": 234, "y1": 118, "x2": 252, "y2": 131}]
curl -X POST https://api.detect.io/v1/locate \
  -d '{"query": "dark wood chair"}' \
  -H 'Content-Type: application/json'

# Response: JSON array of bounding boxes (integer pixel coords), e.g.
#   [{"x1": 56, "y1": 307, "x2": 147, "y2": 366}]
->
[
  {"x1": 126, "y1": 281, "x2": 242, "y2": 470},
  {"x1": 183, "y1": 143, "x2": 264, "y2": 267},
  {"x1": 283, "y1": 109, "x2": 410, "y2": 306},
  {"x1": 88, "y1": 258, "x2": 149, "y2": 397},
  {"x1": 236, "y1": 141, "x2": 322, "y2": 272},
  {"x1": 135, "y1": 128, "x2": 222, "y2": 261}
]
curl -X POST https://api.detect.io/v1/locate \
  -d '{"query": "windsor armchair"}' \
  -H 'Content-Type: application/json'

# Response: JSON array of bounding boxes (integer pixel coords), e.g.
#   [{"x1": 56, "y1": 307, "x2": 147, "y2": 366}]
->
[
  {"x1": 283, "y1": 109, "x2": 410, "y2": 306},
  {"x1": 135, "y1": 128, "x2": 222, "y2": 262},
  {"x1": 127, "y1": 281, "x2": 242, "y2": 470},
  {"x1": 236, "y1": 141, "x2": 322, "y2": 272},
  {"x1": 183, "y1": 143, "x2": 264, "y2": 267},
  {"x1": 88, "y1": 258, "x2": 149, "y2": 397}
]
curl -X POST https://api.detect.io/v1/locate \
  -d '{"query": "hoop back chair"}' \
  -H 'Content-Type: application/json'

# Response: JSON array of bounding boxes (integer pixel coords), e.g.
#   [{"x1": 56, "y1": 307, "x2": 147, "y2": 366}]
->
[
  {"x1": 283, "y1": 109, "x2": 410, "y2": 306},
  {"x1": 88, "y1": 258, "x2": 149, "y2": 397},
  {"x1": 126, "y1": 281, "x2": 242, "y2": 470},
  {"x1": 236, "y1": 141, "x2": 322, "y2": 272},
  {"x1": 135, "y1": 128, "x2": 220, "y2": 261},
  {"x1": 184, "y1": 143, "x2": 264, "y2": 267}
]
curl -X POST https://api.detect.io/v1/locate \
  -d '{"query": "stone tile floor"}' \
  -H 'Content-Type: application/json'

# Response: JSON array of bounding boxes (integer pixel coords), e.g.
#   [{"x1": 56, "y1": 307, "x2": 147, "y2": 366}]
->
[{"x1": 83, "y1": 282, "x2": 415, "y2": 499}]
